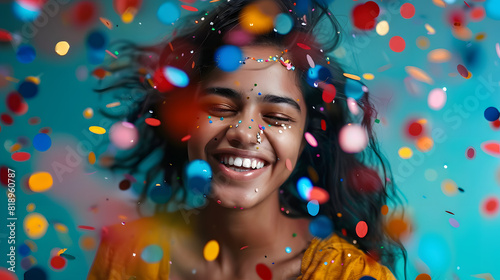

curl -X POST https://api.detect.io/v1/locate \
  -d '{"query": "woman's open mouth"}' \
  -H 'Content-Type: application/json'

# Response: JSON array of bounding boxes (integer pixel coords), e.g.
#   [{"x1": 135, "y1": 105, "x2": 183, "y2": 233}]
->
[{"x1": 211, "y1": 154, "x2": 270, "y2": 181}]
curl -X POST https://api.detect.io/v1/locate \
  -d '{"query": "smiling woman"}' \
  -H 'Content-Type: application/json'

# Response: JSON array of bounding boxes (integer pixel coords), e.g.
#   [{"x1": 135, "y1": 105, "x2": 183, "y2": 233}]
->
[{"x1": 88, "y1": 0, "x2": 406, "y2": 279}]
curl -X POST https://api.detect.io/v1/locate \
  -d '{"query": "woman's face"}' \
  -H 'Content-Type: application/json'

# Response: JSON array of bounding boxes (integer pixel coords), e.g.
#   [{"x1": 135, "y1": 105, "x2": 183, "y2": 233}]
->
[{"x1": 187, "y1": 45, "x2": 308, "y2": 209}]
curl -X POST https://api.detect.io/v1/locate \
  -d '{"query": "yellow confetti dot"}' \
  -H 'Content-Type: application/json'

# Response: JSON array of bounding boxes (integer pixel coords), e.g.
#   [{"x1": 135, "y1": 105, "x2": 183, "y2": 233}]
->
[
  {"x1": 88, "y1": 152, "x2": 96, "y2": 165},
  {"x1": 54, "y1": 223, "x2": 69, "y2": 233},
  {"x1": 425, "y1": 24, "x2": 436, "y2": 35},
  {"x1": 9, "y1": 143, "x2": 22, "y2": 153},
  {"x1": 343, "y1": 73, "x2": 361, "y2": 80},
  {"x1": 203, "y1": 240, "x2": 220, "y2": 261},
  {"x1": 83, "y1": 108, "x2": 94, "y2": 119},
  {"x1": 24, "y1": 213, "x2": 49, "y2": 239},
  {"x1": 398, "y1": 147, "x2": 413, "y2": 159},
  {"x1": 27, "y1": 203, "x2": 36, "y2": 212},
  {"x1": 239, "y1": 3, "x2": 276, "y2": 34},
  {"x1": 55, "y1": 41, "x2": 70, "y2": 56},
  {"x1": 363, "y1": 73, "x2": 375, "y2": 80},
  {"x1": 441, "y1": 179, "x2": 458, "y2": 196},
  {"x1": 57, "y1": 248, "x2": 68, "y2": 255},
  {"x1": 337, "y1": 212, "x2": 342, "y2": 218},
  {"x1": 428, "y1": 49, "x2": 451, "y2": 63},
  {"x1": 26, "y1": 76, "x2": 40, "y2": 85},
  {"x1": 376, "y1": 20, "x2": 389, "y2": 36},
  {"x1": 121, "y1": 7, "x2": 136, "y2": 24},
  {"x1": 416, "y1": 36, "x2": 430, "y2": 50},
  {"x1": 416, "y1": 136, "x2": 434, "y2": 152},
  {"x1": 80, "y1": 235, "x2": 97, "y2": 250},
  {"x1": 29, "y1": 172, "x2": 53, "y2": 192},
  {"x1": 89, "y1": 126, "x2": 106, "y2": 134},
  {"x1": 432, "y1": 0, "x2": 446, "y2": 7}
]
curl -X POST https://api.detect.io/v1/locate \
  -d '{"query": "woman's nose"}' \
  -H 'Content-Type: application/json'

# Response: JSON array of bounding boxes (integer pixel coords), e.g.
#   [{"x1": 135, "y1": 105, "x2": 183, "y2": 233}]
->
[{"x1": 225, "y1": 115, "x2": 262, "y2": 148}]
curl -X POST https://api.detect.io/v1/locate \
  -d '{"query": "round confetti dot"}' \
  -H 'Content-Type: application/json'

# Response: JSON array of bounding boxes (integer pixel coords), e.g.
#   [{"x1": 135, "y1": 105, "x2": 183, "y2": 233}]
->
[
  {"x1": 89, "y1": 126, "x2": 106, "y2": 134},
  {"x1": 389, "y1": 36, "x2": 406, "y2": 52},
  {"x1": 417, "y1": 36, "x2": 430, "y2": 50},
  {"x1": 307, "y1": 200, "x2": 320, "y2": 216},
  {"x1": 416, "y1": 136, "x2": 434, "y2": 152},
  {"x1": 465, "y1": 147, "x2": 476, "y2": 160},
  {"x1": 297, "y1": 177, "x2": 313, "y2": 200},
  {"x1": 485, "y1": 0, "x2": 500, "y2": 20},
  {"x1": 470, "y1": 6, "x2": 485, "y2": 22},
  {"x1": 214, "y1": 45, "x2": 243, "y2": 72},
  {"x1": 457, "y1": 64, "x2": 469, "y2": 78},
  {"x1": 381, "y1": 205, "x2": 389, "y2": 215},
  {"x1": 304, "y1": 132, "x2": 318, "y2": 147},
  {"x1": 24, "y1": 213, "x2": 49, "y2": 239},
  {"x1": 18, "y1": 81, "x2": 38, "y2": 99},
  {"x1": 72, "y1": 1, "x2": 97, "y2": 26},
  {"x1": 255, "y1": 263, "x2": 272, "y2": 280},
  {"x1": 7, "y1": 92, "x2": 28, "y2": 115},
  {"x1": 185, "y1": 160, "x2": 212, "y2": 194},
  {"x1": 1, "y1": 113, "x2": 13, "y2": 125},
  {"x1": 163, "y1": 66, "x2": 189, "y2": 87},
  {"x1": 29, "y1": 172, "x2": 53, "y2": 192},
  {"x1": 356, "y1": 221, "x2": 368, "y2": 238},
  {"x1": 482, "y1": 197, "x2": 499, "y2": 216},
  {"x1": 24, "y1": 266, "x2": 47, "y2": 280},
  {"x1": 285, "y1": 247, "x2": 292, "y2": 253},
  {"x1": 240, "y1": 2, "x2": 276, "y2": 34},
  {"x1": 398, "y1": 147, "x2": 413, "y2": 159},
  {"x1": 285, "y1": 158, "x2": 293, "y2": 171},
  {"x1": 157, "y1": 2, "x2": 180, "y2": 25},
  {"x1": 484, "y1": 107, "x2": 499, "y2": 122},
  {"x1": 0, "y1": 267, "x2": 18, "y2": 280},
  {"x1": 415, "y1": 274, "x2": 432, "y2": 280},
  {"x1": 449, "y1": 217, "x2": 459, "y2": 228},
  {"x1": 80, "y1": 235, "x2": 97, "y2": 250},
  {"x1": 428, "y1": 88, "x2": 447, "y2": 110},
  {"x1": 274, "y1": 13, "x2": 293, "y2": 35},
  {"x1": 309, "y1": 186, "x2": 330, "y2": 204},
  {"x1": 16, "y1": 45, "x2": 36, "y2": 63},
  {"x1": 441, "y1": 179, "x2": 458, "y2": 196},
  {"x1": 203, "y1": 240, "x2": 219, "y2": 261},
  {"x1": 86, "y1": 30, "x2": 106, "y2": 49},
  {"x1": 400, "y1": 3, "x2": 415, "y2": 19},
  {"x1": 19, "y1": 243, "x2": 31, "y2": 257},
  {"x1": 33, "y1": 133, "x2": 51, "y2": 152},
  {"x1": 145, "y1": 118, "x2": 161, "y2": 126},
  {"x1": 110, "y1": 121, "x2": 139, "y2": 149},
  {"x1": 344, "y1": 78, "x2": 364, "y2": 100},
  {"x1": 119, "y1": 179, "x2": 131, "y2": 191},
  {"x1": 141, "y1": 244, "x2": 164, "y2": 263},
  {"x1": 12, "y1": 152, "x2": 31, "y2": 162},
  {"x1": 309, "y1": 215, "x2": 333, "y2": 238},
  {"x1": 351, "y1": 1, "x2": 379, "y2": 30},
  {"x1": 50, "y1": 255, "x2": 66, "y2": 270},
  {"x1": 83, "y1": 108, "x2": 94, "y2": 119},
  {"x1": 88, "y1": 151, "x2": 96, "y2": 165},
  {"x1": 55, "y1": 41, "x2": 70, "y2": 56},
  {"x1": 322, "y1": 84, "x2": 336, "y2": 103},
  {"x1": 376, "y1": 20, "x2": 389, "y2": 36},
  {"x1": 339, "y1": 124, "x2": 368, "y2": 153},
  {"x1": 408, "y1": 121, "x2": 423, "y2": 137},
  {"x1": 149, "y1": 183, "x2": 172, "y2": 204}
]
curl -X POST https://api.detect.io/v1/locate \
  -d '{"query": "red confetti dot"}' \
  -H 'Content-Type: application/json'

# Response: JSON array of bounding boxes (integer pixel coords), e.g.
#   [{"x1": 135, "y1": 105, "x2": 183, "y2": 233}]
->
[
  {"x1": 181, "y1": 5, "x2": 198, "y2": 12},
  {"x1": 50, "y1": 255, "x2": 66, "y2": 269},
  {"x1": 78, "y1": 225, "x2": 96, "y2": 230},
  {"x1": 465, "y1": 147, "x2": 476, "y2": 160},
  {"x1": 1, "y1": 166, "x2": 11, "y2": 187},
  {"x1": 255, "y1": 263, "x2": 272, "y2": 280},
  {"x1": 400, "y1": 3, "x2": 415, "y2": 19},
  {"x1": 1, "y1": 113, "x2": 13, "y2": 125},
  {"x1": 408, "y1": 122, "x2": 423, "y2": 137},
  {"x1": 470, "y1": 7, "x2": 485, "y2": 22},
  {"x1": 483, "y1": 197, "x2": 499, "y2": 216},
  {"x1": 113, "y1": 0, "x2": 143, "y2": 15},
  {"x1": 29, "y1": 116, "x2": 41, "y2": 125},
  {"x1": 145, "y1": 118, "x2": 161, "y2": 126},
  {"x1": 12, "y1": 152, "x2": 31, "y2": 162},
  {"x1": 351, "y1": 1, "x2": 380, "y2": 30},
  {"x1": 309, "y1": 187, "x2": 330, "y2": 204},
  {"x1": 153, "y1": 68, "x2": 174, "y2": 93},
  {"x1": 457, "y1": 64, "x2": 468, "y2": 78},
  {"x1": 491, "y1": 119, "x2": 500, "y2": 130},
  {"x1": 0, "y1": 29, "x2": 13, "y2": 42},
  {"x1": 481, "y1": 140, "x2": 500, "y2": 157},
  {"x1": 72, "y1": 1, "x2": 97, "y2": 26},
  {"x1": 321, "y1": 119, "x2": 326, "y2": 131},
  {"x1": 181, "y1": 135, "x2": 191, "y2": 142},
  {"x1": 356, "y1": 221, "x2": 368, "y2": 238},
  {"x1": 389, "y1": 36, "x2": 406, "y2": 52},
  {"x1": 322, "y1": 84, "x2": 336, "y2": 103},
  {"x1": 296, "y1": 43, "x2": 311, "y2": 50}
]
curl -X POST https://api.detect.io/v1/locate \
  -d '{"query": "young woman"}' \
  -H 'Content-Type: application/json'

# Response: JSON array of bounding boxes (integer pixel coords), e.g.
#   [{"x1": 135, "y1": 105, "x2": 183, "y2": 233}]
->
[{"x1": 88, "y1": 0, "x2": 406, "y2": 279}]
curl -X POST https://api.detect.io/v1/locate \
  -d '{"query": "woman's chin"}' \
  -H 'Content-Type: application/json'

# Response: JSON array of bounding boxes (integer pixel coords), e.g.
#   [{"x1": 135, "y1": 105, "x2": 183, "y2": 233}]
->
[{"x1": 208, "y1": 185, "x2": 261, "y2": 209}]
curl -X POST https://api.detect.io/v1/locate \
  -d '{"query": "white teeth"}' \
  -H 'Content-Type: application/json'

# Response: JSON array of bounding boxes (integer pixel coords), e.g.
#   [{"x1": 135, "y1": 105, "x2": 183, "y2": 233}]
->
[
  {"x1": 234, "y1": 157, "x2": 243, "y2": 167},
  {"x1": 242, "y1": 158, "x2": 251, "y2": 168},
  {"x1": 251, "y1": 160, "x2": 257, "y2": 169},
  {"x1": 258, "y1": 162, "x2": 263, "y2": 168},
  {"x1": 229, "y1": 157, "x2": 234, "y2": 165},
  {"x1": 224, "y1": 156, "x2": 228, "y2": 163}
]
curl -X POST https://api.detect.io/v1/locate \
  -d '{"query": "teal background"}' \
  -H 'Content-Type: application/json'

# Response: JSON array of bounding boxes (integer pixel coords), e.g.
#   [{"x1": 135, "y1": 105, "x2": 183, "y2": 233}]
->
[{"x1": 1, "y1": 0, "x2": 500, "y2": 279}]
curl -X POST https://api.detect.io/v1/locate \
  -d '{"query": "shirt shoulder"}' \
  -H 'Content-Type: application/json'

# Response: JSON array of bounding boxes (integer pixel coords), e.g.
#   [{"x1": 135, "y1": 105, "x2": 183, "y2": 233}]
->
[
  {"x1": 297, "y1": 234, "x2": 396, "y2": 280},
  {"x1": 87, "y1": 215, "x2": 174, "y2": 280}
]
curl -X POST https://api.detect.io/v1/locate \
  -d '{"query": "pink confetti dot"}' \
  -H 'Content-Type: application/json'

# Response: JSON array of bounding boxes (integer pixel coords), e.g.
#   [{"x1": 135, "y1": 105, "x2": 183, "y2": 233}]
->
[
  {"x1": 449, "y1": 217, "x2": 460, "y2": 228},
  {"x1": 304, "y1": 132, "x2": 318, "y2": 147},
  {"x1": 355, "y1": 221, "x2": 368, "y2": 238},
  {"x1": 285, "y1": 158, "x2": 293, "y2": 171}
]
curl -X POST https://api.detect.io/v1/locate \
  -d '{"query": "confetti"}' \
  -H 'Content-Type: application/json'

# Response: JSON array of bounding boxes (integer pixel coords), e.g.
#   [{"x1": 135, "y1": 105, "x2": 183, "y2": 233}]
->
[
  {"x1": 428, "y1": 49, "x2": 451, "y2": 63},
  {"x1": 480, "y1": 140, "x2": 500, "y2": 157},
  {"x1": 255, "y1": 263, "x2": 272, "y2": 280},
  {"x1": 181, "y1": 5, "x2": 198, "y2": 12},
  {"x1": 441, "y1": 179, "x2": 458, "y2": 196},
  {"x1": 304, "y1": 132, "x2": 318, "y2": 147},
  {"x1": 274, "y1": 13, "x2": 293, "y2": 35},
  {"x1": 24, "y1": 213, "x2": 49, "y2": 239},
  {"x1": 428, "y1": 88, "x2": 447, "y2": 110},
  {"x1": 55, "y1": 41, "x2": 70, "y2": 56},
  {"x1": 351, "y1": 1, "x2": 379, "y2": 30},
  {"x1": 12, "y1": 152, "x2": 31, "y2": 162},
  {"x1": 309, "y1": 187, "x2": 330, "y2": 204},
  {"x1": 28, "y1": 172, "x2": 53, "y2": 192},
  {"x1": 339, "y1": 124, "x2": 368, "y2": 153},
  {"x1": 400, "y1": 3, "x2": 415, "y2": 19},
  {"x1": 356, "y1": 221, "x2": 368, "y2": 238},
  {"x1": 307, "y1": 200, "x2": 319, "y2": 216},
  {"x1": 89, "y1": 126, "x2": 106, "y2": 134},
  {"x1": 157, "y1": 2, "x2": 180, "y2": 25},
  {"x1": 376, "y1": 20, "x2": 389, "y2": 36},
  {"x1": 214, "y1": 45, "x2": 243, "y2": 72},
  {"x1": 99, "y1": 17, "x2": 114, "y2": 29},
  {"x1": 141, "y1": 244, "x2": 163, "y2": 263},
  {"x1": 465, "y1": 147, "x2": 476, "y2": 160},
  {"x1": 389, "y1": 36, "x2": 406, "y2": 52},
  {"x1": 203, "y1": 240, "x2": 219, "y2": 261},
  {"x1": 110, "y1": 121, "x2": 139, "y2": 149},
  {"x1": 449, "y1": 217, "x2": 460, "y2": 228},
  {"x1": 145, "y1": 118, "x2": 161, "y2": 126},
  {"x1": 33, "y1": 133, "x2": 51, "y2": 152}
]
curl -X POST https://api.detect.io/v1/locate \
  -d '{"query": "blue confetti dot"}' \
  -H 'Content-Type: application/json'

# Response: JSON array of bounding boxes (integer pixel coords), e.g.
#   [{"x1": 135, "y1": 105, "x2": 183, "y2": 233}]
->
[
  {"x1": 209, "y1": 120, "x2": 212, "y2": 123},
  {"x1": 214, "y1": 45, "x2": 243, "y2": 72},
  {"x1": 324, "y1": 261, "x2": 327, "y2": 265},
  {"x1": 141, "y1": 244, "x2": 164, "y2": 263},
  {"x1": 359, "y1": 277, "x2": 377, "y2": 280},
  {"x1": 18, "y1": 81, "x2": 38, "y2": 99},
  {"x1": 306, "y1": 65, "x2": 332, "y2": 87},
  {"x1": 33, "y1": 133, "x2": 51, "y2": 152},
  {"x1": 258, "y1": 92, "x2": 262, "y2": 95},
  {"x1": 87, "y1": 31, "x2": 106, "y2": 49},
  {"x1": 285, "y1": 247, "x2": 292, "y2": 253},
  {"x1": 307, "y1": 200, "x2": 320, "y2": 216},
  {"x1": 484, "y1": 107, "x2": 499, "y2": 122},
  {"x1": 297, "y1": 177, "x2": 313, "y2": 200},
  {"x1": 485, "y1": 0, "x2": 500, "y2": 20},
  {"x1": 157, "y1": 2, "x2": 180, "y2": 25},
  {"x1": 16, "y1": 45, "x2": 36, "y2": 64},
  {"x1": 149, "y1": 183, "x2": 172, "y2": 204},
  {"x1": 184, "y1": 160, "x2": 212, "y2": 194},
  {"x1": 220, "y1": 117, "x2": 224, "y2": 120},
  {"x1": 12, "y1": 2, "x2": 40, "y2": 22},
  {"x1": 19, "y1": 243, "x2": 31, "y2": 257},
  {"x1": 309, "y1": 215, "x2": 333, "y2": 238},
  {"x1": 24, "y1": 266, "x2": 47, "y2": 280},
  {"x1": 274, "y1": 13, "x2": 293, "y2": 35},
  {"x1": 163, "y1": 66, "x2": 189, "y2": 87},
  {"x1": 345, "y1": 78, "x2": 365, "y2": 100}
]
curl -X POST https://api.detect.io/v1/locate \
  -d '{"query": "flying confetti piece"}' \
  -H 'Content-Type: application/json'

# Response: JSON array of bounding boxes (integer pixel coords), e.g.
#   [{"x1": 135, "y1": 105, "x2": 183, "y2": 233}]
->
[
  {"x1": 239, "y1": 2, "x2": 277, "y2": 35},
  {"x1": 24, "y1": 213, "x2": 49, "y2": 239},
  {"x1": 347, "y1": 97, "x2": 359, "y2": 115},
  {"x1": 141, "y1": 244, "x2": 163, "y2": 263},
  {"x1": 482, "y1": 196, "x2": 499, "y2": 216},
  {"x1": 307, "y1": 200, "x2": 320, "y2": 216},
  {"x1": 398, "y1": 147, "x2": 413, "y2": 159},
  {"x1": 416, "y1": 274, "x2": 432, "y2": 280},
  {"x1": 50, "y1": 256, "x2": 66, "y2": 269},
  {"x1": 304, "y1": 132, "x2": 318, "y2": 147},
  {"x1": 6, "y1": 92, "x2": 28, "y2": 115},
  {"x1": 425, "y1": 23, "x2": 436, "y2": 35},
  {"x1": 441, "y1": 179, "x2": 458, "y2": 196},
  {"x1": 87, "y1": 30, "x2": 107, "y2": 50},
  {"x1": 16, "y1": 45, "x2": 36, "y2": 64},
  {"x1": 285, "y1": 158, "x2": 293, "y2": 171},
  {"x1": 145, "y1": 118, "x2": 161, "y2": 126},
  {"x1": 105, "y1": 50, "x2": 117, "y2": 59},
  {"x1": 28, "y1": 172, "x2": 53, "y2": 192},
  {"x1": 376, "y1": 20, "x2": 389, "y2": 36},
  {"x1": 470, "y1": 6, "x2": 486, "y2": 21},
  {"x1": 481, "y1": 140, "x2": 500, "y2": 157},
  {"x1": 18, "y1": 80, "x2": 38, "y2": 99},
  {"x1": 339, "y1": 124, "x2": 368, "y2": 153},
  {"x1": 214, "y1": 45, "x2": 243, "y2": 72},
  {"x1": 400, "y1": 3, "x2": 415, "y2": 19},
  {"x1": 428, "y1": 49, "x2": 452, "y2": 63},
  {"x1": 309, "y1": 215, "x2": 333, "y2": 238},
  {"x1": 356, "y1": 221, "x2": 368, "y2": 238},
  {"x1": 83, "y1": 107, "x2": 94, "y2": 119},
  {"x1": 163, "y1": 66, "x2": 189, "y2": 87},
  {"x1": 89, "y1": 126, "x2": 106, "y2": 134},
  {"x1": 449, "y1": 217, "x2": 460, "y2": 228},
  {"x1": 60, "y1": 253, "x2": 76, "y2": 260},
  {"x1": 428, "y1": 88, "x2": 447, "y2": 110},
  {"x1": 465, "y1": 147, "x2": 476, "y2": 159},
  {"x1": 33, "y1": 133, "x2": 51, "y2": 152},
  {"x1": 485, "y1": 0, "x2": 500, "y2": 20},
  {"x1": 110, "y1": 121, "x2": 139, "y2": 149},
  {"x1": 0, "y1": 29, "x2": 13, "y2": 42},
  {"x1": 12, "y1": 152, "x2": 31, "y2": 162},
  {"x1": 309, "y1": 187, "x2": 330, "y2": 204},
  {"x1": 351, "y1": 1, "x2": 380, "y2": 30},
  {"x1": 203, "y1": 240, "x2": 220, "y2": 261},
  {"x1": 484, "y1": 107, "x2": 499, "y2": 121},
  {"x1": 274, "y1": 13, "x2": 293, "y2": 35},
  {"x1": 297, "y1": 177, "x2": 313, "y2": 200},
  {"x1": 457, "y1": 64, "x2": 469, "y2": 78},
  {"x1": 381, "y1": 205, "x2": 389, "y2": 215},
  {"x1": 99, "y1": 17, "x2": 113, "y2": 29},
  {"x1": 256, "y1": 263, "x2": 272, "y2": 280},
  {"x1": 181, "y1": 4, "x2": 198, "y2": 12},
  {"x1": 389, "y1": 36, "x2": 406, "y2": 52},
  {"x1": 344, "y1": 78, "x2": 364, "y2": 100},
  {"x1": 184, "y1": 160, "x2": 212, "y2": 194},
  {"x1": 55, "y1": 41, "x2": 70, "y2": 56},
  {"x1": 157, "y1": 2, "x2": 180, "y2": 25}
]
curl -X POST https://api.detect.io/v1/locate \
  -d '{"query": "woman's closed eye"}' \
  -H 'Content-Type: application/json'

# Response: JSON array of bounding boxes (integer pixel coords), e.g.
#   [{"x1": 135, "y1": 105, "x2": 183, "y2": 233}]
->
[{"x1": 206, "y1": 105, "x2": 293, "y2": 123}]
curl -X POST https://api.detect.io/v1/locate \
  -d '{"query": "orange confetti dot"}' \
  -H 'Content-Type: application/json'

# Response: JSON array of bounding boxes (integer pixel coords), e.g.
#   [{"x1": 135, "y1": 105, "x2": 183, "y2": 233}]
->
[
  {"x1": 381, "y1": 205, "x2": 389, "y2": 215},
  {"x1": 80, "y1": 235, "x2": 97, "y2": 250},
  {"x1": 309, "y1": 186, "x2": 330, "y2": 204},
  {"x1": 145, "y1": 118, "x2": 161, "y2": 126},
  {"x1": 416, "y1": 273, "x2": 432, "y2": 280},
  {"x1": 389, "y1": 36, "x2": 406, "y2": 52}
]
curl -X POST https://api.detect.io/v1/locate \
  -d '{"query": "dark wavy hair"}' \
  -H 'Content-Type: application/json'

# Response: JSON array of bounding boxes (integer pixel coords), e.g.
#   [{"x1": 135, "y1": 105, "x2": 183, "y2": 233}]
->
[{"x1": 95, "y1": 0, "x2": 407, "y2": 277}]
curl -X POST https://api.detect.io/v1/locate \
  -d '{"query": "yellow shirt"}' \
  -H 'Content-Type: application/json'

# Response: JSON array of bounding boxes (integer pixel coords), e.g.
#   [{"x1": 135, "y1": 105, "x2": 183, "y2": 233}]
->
[{"x1": 87, "y1": 216, "x2": 396, "y2": 280}]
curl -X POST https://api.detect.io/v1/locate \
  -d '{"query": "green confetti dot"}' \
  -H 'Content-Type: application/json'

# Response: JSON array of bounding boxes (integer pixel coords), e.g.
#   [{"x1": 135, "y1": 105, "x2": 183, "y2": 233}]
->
[
  {"x1": 254, "y1": 83, "x2": 257, "y2": 86},
  {"x1": 249, "y1": 126, "x2": 251, "y2": 129},
  {"x1": 208, "y1": 116, "x2": 211, "y2": 119},
  {"x1": 375, "y1": 118, "x2": 380, "y2": 123},
  {"x1": 292, "y1": 233, "x2": 297, "y2": 237},
  {"x1": 220, "y1": 117, "x2": 224, "y2": 120}
]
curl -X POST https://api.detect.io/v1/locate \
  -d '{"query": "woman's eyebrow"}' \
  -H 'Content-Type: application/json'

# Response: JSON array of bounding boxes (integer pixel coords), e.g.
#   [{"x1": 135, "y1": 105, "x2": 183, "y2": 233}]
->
[{"x1": 203, "y1": 87, "x2": 301, "y2": 113}]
